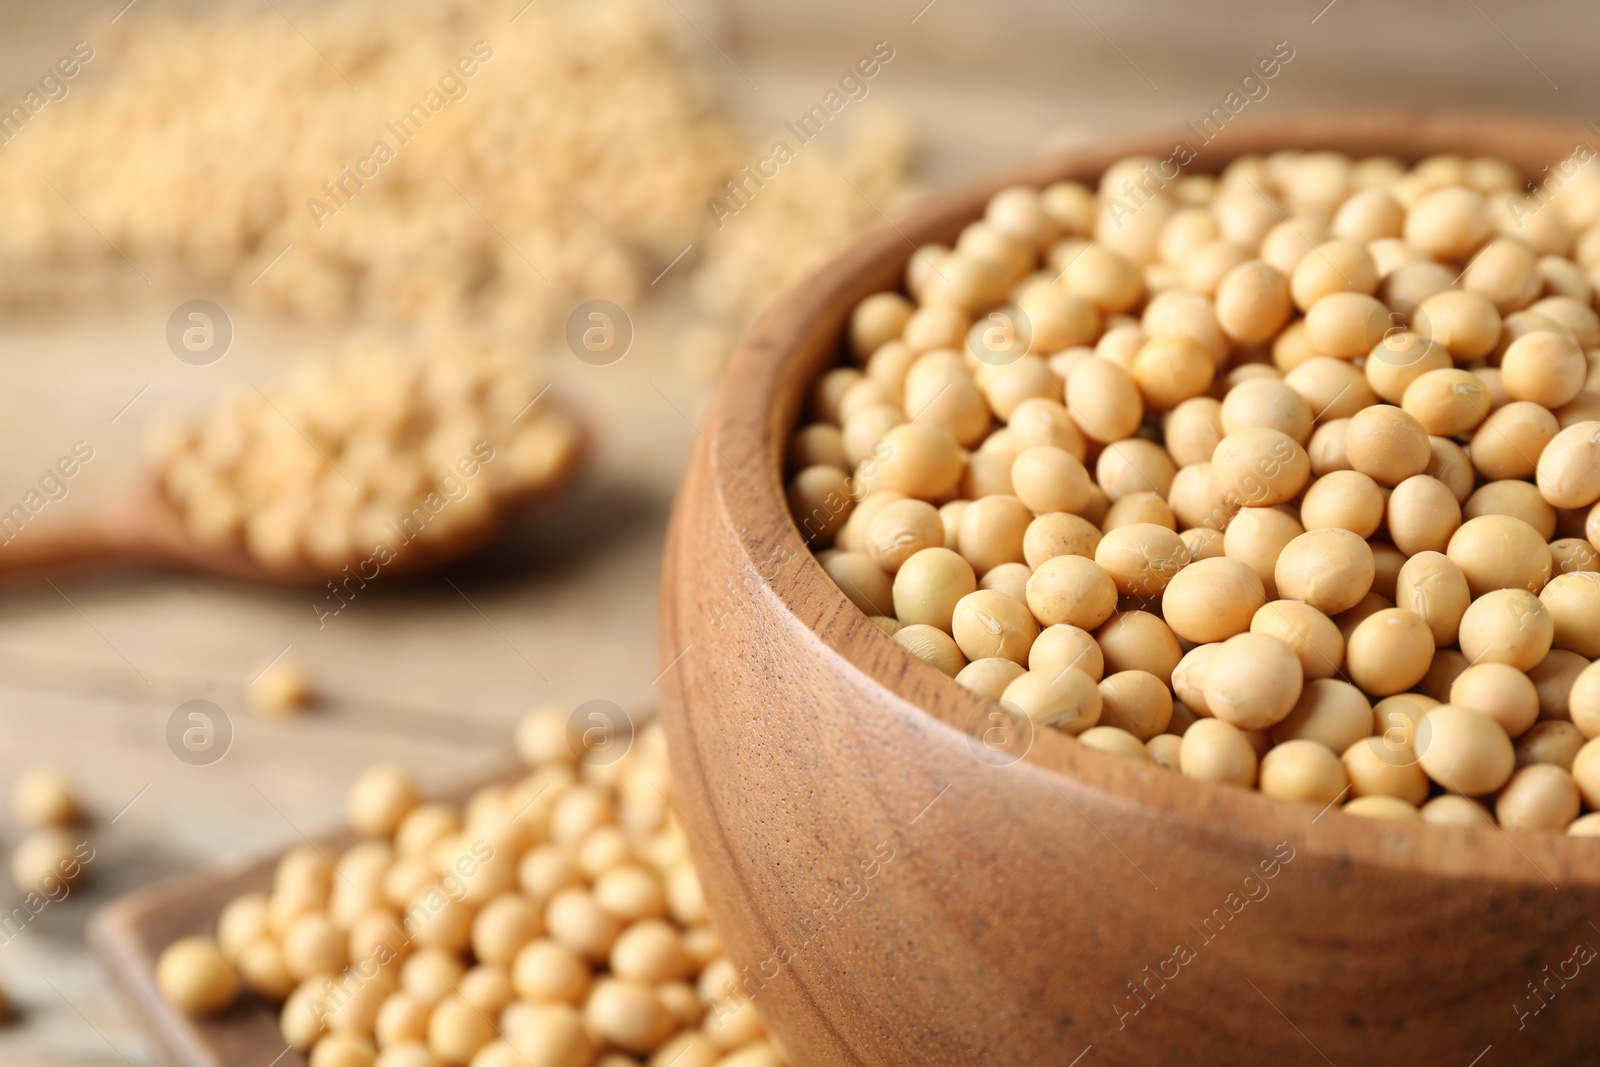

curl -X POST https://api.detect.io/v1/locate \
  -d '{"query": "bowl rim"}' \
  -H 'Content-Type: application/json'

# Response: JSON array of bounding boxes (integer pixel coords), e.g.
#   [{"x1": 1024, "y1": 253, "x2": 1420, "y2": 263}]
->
[{"x1": 704, "y1": 109, "x2": 1600, "y2": 887}]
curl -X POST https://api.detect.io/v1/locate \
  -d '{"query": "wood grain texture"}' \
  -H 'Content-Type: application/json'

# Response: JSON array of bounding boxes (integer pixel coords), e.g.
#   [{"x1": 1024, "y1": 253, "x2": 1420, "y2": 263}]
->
[{"x1": 659, "y1": 113, "x2": 1600, "y2": 1066}]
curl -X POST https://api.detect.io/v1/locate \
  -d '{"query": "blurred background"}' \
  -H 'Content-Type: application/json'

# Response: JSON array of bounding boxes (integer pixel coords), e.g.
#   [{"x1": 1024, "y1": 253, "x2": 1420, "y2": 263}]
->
[{"x1": 0, "y1": 0, "x2": 1594, "y2": 1062}]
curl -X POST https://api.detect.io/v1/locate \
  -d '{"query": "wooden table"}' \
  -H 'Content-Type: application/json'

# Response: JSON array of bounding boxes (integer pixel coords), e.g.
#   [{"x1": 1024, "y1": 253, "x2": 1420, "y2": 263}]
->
[{"x1": 2, "y1": 0, "x2": 1597, "y2": 1063}]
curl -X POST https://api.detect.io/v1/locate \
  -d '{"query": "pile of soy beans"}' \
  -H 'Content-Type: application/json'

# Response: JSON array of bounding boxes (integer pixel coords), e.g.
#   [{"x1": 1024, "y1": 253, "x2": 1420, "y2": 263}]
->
[
  {"x1": 147, "y1": 334, "x2": 580, "y2": 576},
  {"x1": 155, "y1": 710, "x2": 783, "y2": 1067},
  {"x1": 787, "y1": 149, "x2": 1600, "y2": 831}
]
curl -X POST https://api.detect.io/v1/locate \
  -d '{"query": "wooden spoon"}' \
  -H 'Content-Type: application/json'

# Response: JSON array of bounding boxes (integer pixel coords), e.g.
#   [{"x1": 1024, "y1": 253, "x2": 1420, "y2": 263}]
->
[{"x1": 0, "y1": 439, "x2": 584, "y2": 585}]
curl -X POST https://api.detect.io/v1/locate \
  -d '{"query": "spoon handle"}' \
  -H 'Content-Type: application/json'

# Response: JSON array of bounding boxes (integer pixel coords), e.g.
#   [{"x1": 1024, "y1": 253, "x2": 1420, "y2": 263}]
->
[{"x1": 0, "y1": 513, "x2": 137, "y2": 575}]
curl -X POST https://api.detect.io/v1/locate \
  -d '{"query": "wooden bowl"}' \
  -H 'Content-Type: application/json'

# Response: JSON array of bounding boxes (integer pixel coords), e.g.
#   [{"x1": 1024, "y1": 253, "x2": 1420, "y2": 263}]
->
[{"x1": 658, "y1": 113, "x2": 1600, "y2": 1067}]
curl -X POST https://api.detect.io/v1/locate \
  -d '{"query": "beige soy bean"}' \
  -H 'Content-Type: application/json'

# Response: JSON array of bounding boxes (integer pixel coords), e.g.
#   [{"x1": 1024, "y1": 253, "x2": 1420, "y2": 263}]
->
[
  {"x1": 1394, "y1": 551, "x2": 1471, "y2": 646},
  {"x1": 1008, "y1": 398, "x2": 1087, "y2": 458},
  {"x1": 1164, "y1": 398, "x2": 1225, "y2": 466},
  {"x1": 1343, "y1": 795, "x2": 1422, "y2": 820},
  {"x1": 1211, "y1": 428, "x2": 1310, "y2": 508},
  {"x1": 1251, "y1": 601, "x2": 1345, "y2": 681},
  {"x1": 1385, "y1": 475, "x2": 1462, "y2": 556},
  {"x1": 1066, "y1": 358, "x2": 1144, "y2": 442},
  {"x1": 1010, "y1": 447, "x2": 1091, "y2": 516},
  {"x1": 980, "y1": 562, "x2": 1031, "y2": 603},
  {"x1": 1202, "y1": 632, "x2": 1304, "y2": 730},
  {"x1": 1540, "y1": 572, "x2": 1600, "y2": 656},
  {"x1": 1290, "y1": 239, "x2": 1379, "y2": 310},
  {"x1": 158, "y1": 937, "x2": 240, "y2": 1017},
  {"x1": 1096, "y1": 611, "x2": 1182, "y2": 684},
  {"x1": 1449, "y1": 663, "x2": 1539, "y2": 738},
  {"x1": 1380, "y1": 259, "x2": 1455, "y2": 321},
  {"x1": 849, "y1": 293, "x2": 915, "y2": 362},
  {"x1": 1405, "y1": 186, "x2": 1491, "y2": 261},
  {"x1": 1093, "y1": 523, "x2": 1189, "y2": 598},
  {"x1": 1271, "y1": 679, "x2": 1371, "y2": 754},
  {"x1": 1344, "y1": 405, "x2": 1431, "y2": 487},
  {"x1": 10, "y1": 768, "x2": 78, "y2": 829},
  {"x1": 875, "y1": 423, "x2": 965, "y2": 500},
  {"x1": 1274, "y1": 529, "x2": 1375, "y2": 616},
  {"x1": 1305, "y1": 292, "x2": 1387, "y2": 359},
  {"x1": 1078, "y1": 725, "x2": 1150, "y2": 760},
  {"x1": 1261, "y1": 216, "x2": 1329, "y2": 276},
  {"x1": 1458, "y1": 589, "x2": 1553, "y2": 671},
  {"x1": 1259, "y1": 740, "x2": 1349, "y2": 805},
  {"x1": 823, "y1": 553, "x2": 895, "y2": 617},
  {"x1": 1416, "y1": 705, "x2": 1515, "y2": 795},
  {"x1": 1300, "y1": 470, "x2": 1385, "y2": 537},
  {"x1": 865, "y1": 499, "x2": 945, "y2": 574},
  {"x1": 1285, "y1": 358, "x2": 1377, "y2": 422},
  {"x1": 954, "y1": 658, "x2": 1027, "y2": 701},
  {"x1": 1097, "y1": 439, "x2": 1179, "y2": 502},
  {"x1": 951, "y1": 590, "x2": 1039, "y2": 665},
  {"x1": 1414, "y1": 289, "x2": 1501, "y2": 361},
  {"x1": 1470, "y1": 402, "x2": 1558, "y2": 482},
  {"x1": 1103, "y1": 492, "x2": 1178, "y2": 531},
  {"x1": 1517, "y1": 721, "x2": 1587, "y2": 772},
  {"x1": 1215, "y1": 260, "x2": 1293, "y2": 343},
  {"x1": 1343, "y1": 733, "x2": 1430, "y2": 804},
  {"x1": 1179, "y1": 719, "x2": 1258, "y2": 787},
  {"x1": 1366, "y1": 338, "x2": 1455, "y2": 417},
  {"x1": 1022, "y1": 512, "x2": 1102, "y2": 568},
  {"x1": 893, "y1": 624, "x2": 966, "y2": 676},
  {"x1": 1496, "y1": 764, "x2": 1580, "y2": 832},
  {"x1": 892, "y1": 548, "x2": 976, "y2": 632},
  {"x1": 1537, "y1": 421, "x2": 1600, "y2": 509},
  {"x1": 1095, "y1": 671, "x2": 1174, "y2": 740},
  {"x1": 1223, "y1": 507, "x2": 1305, "y2": 599},
  {"x1": 1576, "y1": 739, "x2": 1600, "y2": 808},
  {"x1": 1029, "y1": 624, "x2": 1105, "y2": 682},
  {"x1": 1001, "y1": 668, "x2": 1102, "y2": 733},
  {"x1": 957, "y1": 495, "x2": 1033, "y2": 576},
  {"x1": 1419, "y1": 794, "x2": 1492, "y2": 827},
  {"x1": 1501, "y1": 331, "x2": 1587, "y2": 409},
  {"x1": 1345, "y1": 608, "x2": 1435, "y2": 696},
  {"x1": 1131, "y1": 335, "x2": 1215, "y2": 409},
  {"x1": 1571, "y1": 661, "x2": 1600, "y2": 738},
  {"x1": 1146, "y1": 734, "x2": 1183, "y2": 769},
  {"x1": 1161, "y1": 557, "x2": 1265, "y2": 643},
  {"x1": 1401, "y1": 369, "x2": 1492, "y2": 436},
  {"x1": 1460, "y1": 237, "x2": 1540, "y2": 313},
  {"x1": 1446, "y1": 514, "x2": 1552, "y2": 597},
  {"x1": 1220, "y1": 379, "x2": 1314, "y2": 442},
  {"x1": 1464, "y1": 480, "x2": 1556, "y2": 539},
  {"x1": 1025, "y1": 555, "x2": 1118, "y2": 630}
]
